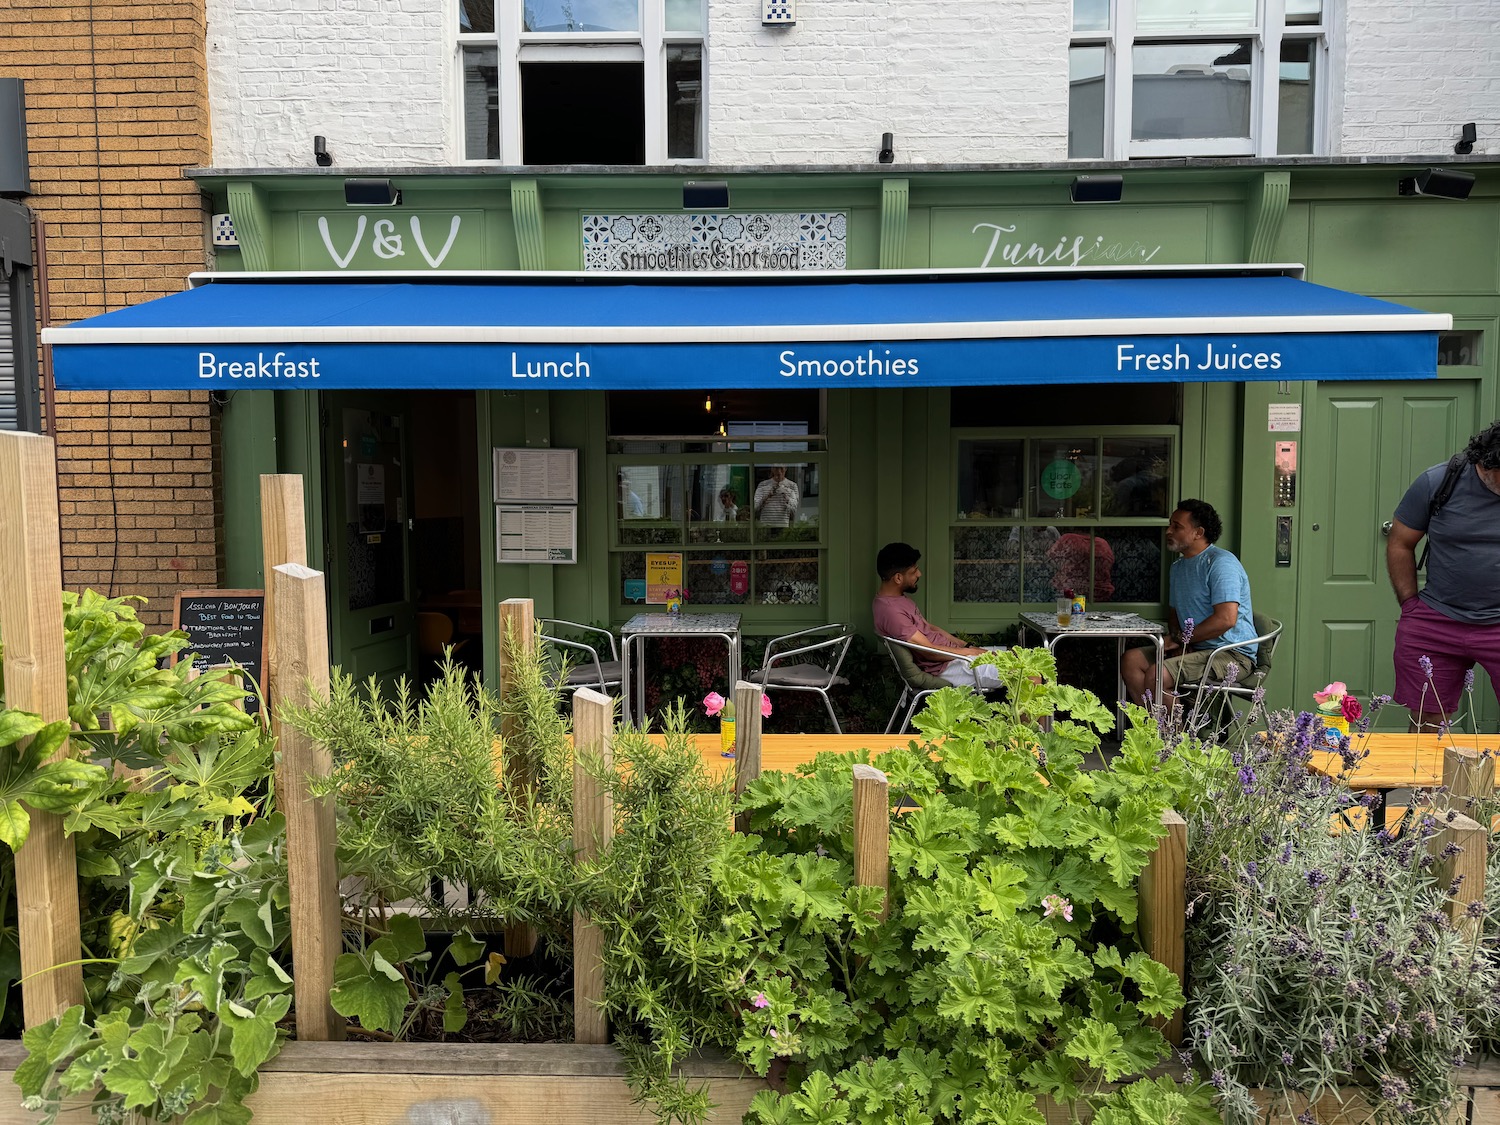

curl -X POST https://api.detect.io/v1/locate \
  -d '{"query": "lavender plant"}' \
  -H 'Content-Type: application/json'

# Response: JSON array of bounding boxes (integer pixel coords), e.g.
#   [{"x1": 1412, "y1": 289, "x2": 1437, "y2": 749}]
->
[{"x1": 1175, "y1": 695, "x2": 1498, "y2": 1125}]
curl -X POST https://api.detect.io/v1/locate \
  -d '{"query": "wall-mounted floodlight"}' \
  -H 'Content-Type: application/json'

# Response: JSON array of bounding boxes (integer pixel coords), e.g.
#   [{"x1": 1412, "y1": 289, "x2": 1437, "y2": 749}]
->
[
  {"x1": 344, "y1": 178, "x2": 402, "y2": 207},
  {"x1": 1398, "y1": 167, "x2": 1476, "y2": 200},
  {"x1": 683, "y1": 180, "x2": 729, "y2": 209},
  {"x1": 1070, "y1": 174, "x2": 1123, "y2": 204}
]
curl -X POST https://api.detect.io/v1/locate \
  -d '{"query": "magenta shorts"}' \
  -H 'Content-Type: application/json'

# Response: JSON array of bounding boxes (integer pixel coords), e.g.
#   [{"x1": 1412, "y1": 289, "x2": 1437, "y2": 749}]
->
[{"x1": 1392, "y1": 596, "x2": 1500, "y2": 715}]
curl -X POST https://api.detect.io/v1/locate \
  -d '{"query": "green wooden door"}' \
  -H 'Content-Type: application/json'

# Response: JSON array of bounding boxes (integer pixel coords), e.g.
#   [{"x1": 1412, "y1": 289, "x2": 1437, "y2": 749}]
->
[
  {"x1": 323, "y1": 393, "x2": 417, "y2": 693},
  {"x1": 1296, "y1": 380, "x2": 1479, "y2": 724}
]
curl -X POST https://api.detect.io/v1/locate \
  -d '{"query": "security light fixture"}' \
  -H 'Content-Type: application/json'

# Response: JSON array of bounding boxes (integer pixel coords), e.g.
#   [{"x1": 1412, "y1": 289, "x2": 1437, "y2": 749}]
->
[
  {"x1": 344, "y1": 178, "x2": 402, "y2": 207},
  {"x1": 1070, "y1": 174, "x2": 1123, "y2": 204},
  {"x1": 683, "y1": 180, "x2": 729, "y2": 209},
  {"x1": 878, "y1": 132, "x2": 895, "y2": 163},
  {"x1": 1455, "y1": 123, "x2": 1477, "y2": 155},
  {"x1": 313, "y1": 135, "x2": 332, "y2": 167},
  {"x1": 1397, "y1": 167, "x2": 1475, "y2": 200},
  {"x1": 704, "y1": 393, "x2": 713, "y2": 413}
]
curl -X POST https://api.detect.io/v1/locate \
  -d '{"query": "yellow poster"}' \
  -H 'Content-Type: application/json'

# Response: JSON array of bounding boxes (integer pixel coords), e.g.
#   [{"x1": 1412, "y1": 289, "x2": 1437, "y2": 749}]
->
[{"x1": 645, "y1": 553, "x2": 683, "y2": 604}]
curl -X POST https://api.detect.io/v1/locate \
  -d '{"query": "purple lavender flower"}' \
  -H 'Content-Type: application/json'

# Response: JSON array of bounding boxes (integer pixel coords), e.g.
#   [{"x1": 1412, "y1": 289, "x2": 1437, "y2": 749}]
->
[
  {"x1": 1418, "y1": 654, "x2": 1434, "y2": 679},
  {"x1": 1209, "y1": 1069, "x2": 1226, "y2": 1090},
  {"x1": 1280, "y1": 1051, "x2": 1295, "y2": 1065},
  {"x1": 1306, "y1": 868, "x2": 1328, "y2": 888},
  {"x1": 1464, "y1": 668, "x2": 1476, "y2": 693}
]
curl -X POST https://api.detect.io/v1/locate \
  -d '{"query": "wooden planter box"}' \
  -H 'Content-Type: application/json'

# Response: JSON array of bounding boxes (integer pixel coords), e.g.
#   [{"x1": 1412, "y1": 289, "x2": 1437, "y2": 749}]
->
[
  {"x1": 0, "y1": 1041, "x2": 765, "y2": 1125},
  {"x1": 0, "y1": 1044, "x2": 1495, "y2": 1124}
]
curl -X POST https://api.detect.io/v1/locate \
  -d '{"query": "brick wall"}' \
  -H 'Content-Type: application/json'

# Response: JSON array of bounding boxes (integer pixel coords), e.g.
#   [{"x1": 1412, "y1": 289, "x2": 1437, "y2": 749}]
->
[{"x1": 1, "y1": 2, "x2": 219, "y2": 628}]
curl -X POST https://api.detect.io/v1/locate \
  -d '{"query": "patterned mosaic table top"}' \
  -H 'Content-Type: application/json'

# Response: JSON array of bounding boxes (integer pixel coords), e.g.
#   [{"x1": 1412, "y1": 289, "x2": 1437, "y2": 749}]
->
[
  {"x1": 1019, "y1": 611, "x2": 1166, "y2": 637},
  {"x1": 621, "y1": 612, "x2": 743, "y2": 637}
]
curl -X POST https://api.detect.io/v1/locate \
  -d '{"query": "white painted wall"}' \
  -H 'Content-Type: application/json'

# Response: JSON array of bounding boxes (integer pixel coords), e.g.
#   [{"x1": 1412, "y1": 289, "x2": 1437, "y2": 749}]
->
[
  {"x1": 207, "y1": 0, "x2": 450, "y2": 168},
  {"x1": 1338, "y1": 0, "x2": 1500, "y2": 157},
  {"x1": 206, "y1": 0, "x2": 1499, "y2": 168},
  {"x1": 703, "y1": 0, "x2": 1070, "y2": 164}
]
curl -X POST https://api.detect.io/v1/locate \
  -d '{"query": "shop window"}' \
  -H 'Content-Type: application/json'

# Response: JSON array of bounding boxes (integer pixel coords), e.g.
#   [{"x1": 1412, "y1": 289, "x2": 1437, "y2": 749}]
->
[
  {"x1": 950, "y1": 383, "x2": 1180, "y2": 428},
  {"x1": 609, "y1": 392, "x2": 826, "y2": 610},
  {"x1": 458, "y1": 0, "x2": 705, "y2": 164},
  {"x1": 1069, "y1": 0, "x2": 1326, "y2": 158},
  {"x1": 953, "y1": 432, "x2": 1173, "y2": 605}
]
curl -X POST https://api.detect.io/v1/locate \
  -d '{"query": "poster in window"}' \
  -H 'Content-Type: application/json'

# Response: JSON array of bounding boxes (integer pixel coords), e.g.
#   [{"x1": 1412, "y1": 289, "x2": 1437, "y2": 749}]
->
[{"x1": 645, "y1": 553, "x2": 683, "y2": 603}]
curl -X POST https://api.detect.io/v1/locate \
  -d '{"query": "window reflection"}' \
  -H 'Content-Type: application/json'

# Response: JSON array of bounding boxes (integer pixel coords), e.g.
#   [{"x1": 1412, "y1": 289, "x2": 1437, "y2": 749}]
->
[
  {"x1": 1097, "y1": 527, "x2": 1165, "y2": 602},
  {"x1": 1102, "y1": 436, "x2": 1171, "y2": 517}
]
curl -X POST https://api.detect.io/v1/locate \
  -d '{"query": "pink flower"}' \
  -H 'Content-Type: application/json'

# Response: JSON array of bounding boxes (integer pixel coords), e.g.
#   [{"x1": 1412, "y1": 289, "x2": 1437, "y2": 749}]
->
[
  {"x1": 768, "y1": 1028, "x2": 778, "y2": 1039},
  {"x1": 1042, "y1": 894, "x2": 1073, "y2": 922},
  {"x1": 1341, "y1": 694, "x2": 1362, "y2": 723},
  {"x1": 752, "y1": 992, "x2": 769, "y2": 1009},
  {"x1": 1313, "y1": 681, "x2": 1347, "y2": 706},
  {"x1": 703, "y1": 692, "x2": 726, "y2": 717},
  {"x1": 761, "y1": 693, "x2": 773, "y2": 719}
]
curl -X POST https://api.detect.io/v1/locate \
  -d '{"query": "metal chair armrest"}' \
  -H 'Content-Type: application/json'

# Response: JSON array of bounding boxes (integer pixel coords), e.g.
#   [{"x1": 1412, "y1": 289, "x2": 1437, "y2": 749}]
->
[
  {"x1": 541, "y1": 634, "x2": 609, "y2": 686},
  {"x1": 539, "y1": 618, "x2": 620, "y2": 660},
  {"x1": 762, "y1": 624, "x2": 850, "y2": 664},
  {"x1": 884, "y1": 636, "x2": 981, "y2": 688},
  {"x1": 1184, "y1": 624, "x2": 1281, "y2": 694}
]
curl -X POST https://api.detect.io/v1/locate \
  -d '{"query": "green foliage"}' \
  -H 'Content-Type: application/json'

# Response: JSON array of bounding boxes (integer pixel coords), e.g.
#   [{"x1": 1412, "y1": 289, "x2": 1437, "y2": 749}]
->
[
  {"x1": 1175, "y1": 702, "x2": 1496, "y2": 1125},
  {"x1": 1, "y1": 591, "x2": 286, "y2": 1125},
  {"x1": 707, "y1": 646, "x2": 1215, "y2": 1124}
]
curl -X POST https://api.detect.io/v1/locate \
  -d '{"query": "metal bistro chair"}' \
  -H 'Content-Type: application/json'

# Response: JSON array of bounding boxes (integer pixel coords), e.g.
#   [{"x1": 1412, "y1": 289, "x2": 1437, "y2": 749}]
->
[
  {"x1": 881, "y1": 635, "x2": 993, "y2": 735},
  {"x1": 1175, "y1": 612, "x2": 1284, "y2": 742},
  {"x1": 750, "y1": 623, "x2": 854, "y2": 733},
  {"x1": 538, "y1": 618, "x2": 623, "y2": 696}
]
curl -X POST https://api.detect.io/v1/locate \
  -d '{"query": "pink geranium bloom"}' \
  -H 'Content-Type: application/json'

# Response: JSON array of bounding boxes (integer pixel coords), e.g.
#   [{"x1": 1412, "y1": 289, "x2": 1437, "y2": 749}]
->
[
  {"x1": 761, "y1": 694, "x2": 773, "y2": 718},
  {"x1": 1313, "y1": 681, "x2": 1347, "y2": 706},
  {"x1": 703, "y1": 692, "x2": 726, "y2": 717},
  {"x1": 752, "y1": 992, "x2": 769, "y2": 1009}
]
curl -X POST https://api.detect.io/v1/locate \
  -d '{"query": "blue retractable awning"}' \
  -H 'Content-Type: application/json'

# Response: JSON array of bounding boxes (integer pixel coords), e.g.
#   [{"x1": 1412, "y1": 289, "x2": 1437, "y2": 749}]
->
[{"x1": 42, "y1": 266, "x2": 1449, "y2": 391}]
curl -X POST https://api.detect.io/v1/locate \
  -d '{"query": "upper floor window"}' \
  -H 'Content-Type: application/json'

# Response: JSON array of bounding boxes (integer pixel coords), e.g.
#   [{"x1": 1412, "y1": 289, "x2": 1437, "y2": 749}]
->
[
  {"x1": 458, "y1": 0, "x2": 705, "y2": 165},
  {"x1": 1069, "y1": 0, "x2": 1326, "y2": 159}
]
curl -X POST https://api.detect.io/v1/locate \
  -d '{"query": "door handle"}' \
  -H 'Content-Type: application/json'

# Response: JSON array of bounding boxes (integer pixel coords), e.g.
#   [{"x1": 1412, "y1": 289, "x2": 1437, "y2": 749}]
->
[{"x1": 1381, "y1": 520, "x2": 1393, "y2": 537}]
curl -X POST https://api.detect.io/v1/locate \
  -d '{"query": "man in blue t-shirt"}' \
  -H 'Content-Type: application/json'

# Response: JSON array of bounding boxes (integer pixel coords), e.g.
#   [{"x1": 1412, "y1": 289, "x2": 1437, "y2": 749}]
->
[{"x1": 1121, "y1": 498, "x2": 1258, "y2": 707}]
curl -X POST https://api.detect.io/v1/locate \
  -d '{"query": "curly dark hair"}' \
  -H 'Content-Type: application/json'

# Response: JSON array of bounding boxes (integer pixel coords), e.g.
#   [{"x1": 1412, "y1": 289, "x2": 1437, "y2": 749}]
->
[
  {"x1": 1174, "y1": 498, "x2": 1223, "y2": 544},
  {"x1": 1464, "y1": 420, "x2": 1500, "y2": 469}
]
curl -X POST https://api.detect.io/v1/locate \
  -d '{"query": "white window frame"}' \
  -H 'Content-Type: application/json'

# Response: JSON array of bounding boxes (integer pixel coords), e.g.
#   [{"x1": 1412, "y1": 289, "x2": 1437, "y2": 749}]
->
[
  {"x1": 454, "y1": 0, "x2": 707, "y2": 166},
  {"x1": 1070, "y1": 0, "x2": 1327, "y2": 159}
]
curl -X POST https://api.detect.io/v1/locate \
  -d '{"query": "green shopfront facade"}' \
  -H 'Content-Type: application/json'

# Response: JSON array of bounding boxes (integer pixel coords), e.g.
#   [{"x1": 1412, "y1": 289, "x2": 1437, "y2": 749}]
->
[{"x1": 151, "y1": 162, "x2": 1500, "y2": 724}]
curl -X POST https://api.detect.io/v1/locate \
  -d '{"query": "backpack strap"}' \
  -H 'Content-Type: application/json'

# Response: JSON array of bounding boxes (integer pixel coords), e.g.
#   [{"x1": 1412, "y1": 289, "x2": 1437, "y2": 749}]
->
[{"x1": 1416, "y1": 454, "x2": 1468, "y2": 571}]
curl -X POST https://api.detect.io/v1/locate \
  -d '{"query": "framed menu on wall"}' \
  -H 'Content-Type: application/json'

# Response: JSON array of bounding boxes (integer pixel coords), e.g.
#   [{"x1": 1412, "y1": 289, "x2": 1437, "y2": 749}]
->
[
  {"x1": 492, "y1": 448, "x2": 577, "y2": 504},
  {"x1": 496, "y1": 505, "x2": 578, "y2": 563}
]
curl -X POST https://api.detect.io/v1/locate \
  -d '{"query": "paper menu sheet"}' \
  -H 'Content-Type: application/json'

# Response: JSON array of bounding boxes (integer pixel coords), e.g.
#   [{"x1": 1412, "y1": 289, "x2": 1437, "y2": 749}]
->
[
  {"x1": 496, "y1": 505, "x2": 577, "y2": 563},
  {"x1": 493, "y1": 448, "x2": 578, "y2": 504}
]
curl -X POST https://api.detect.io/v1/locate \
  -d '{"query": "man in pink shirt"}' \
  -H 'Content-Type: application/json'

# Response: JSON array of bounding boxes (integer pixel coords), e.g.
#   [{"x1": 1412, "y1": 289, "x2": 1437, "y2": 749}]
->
[{"x1": 872, "y1": 542, "x2": 1004, "y2": 689}]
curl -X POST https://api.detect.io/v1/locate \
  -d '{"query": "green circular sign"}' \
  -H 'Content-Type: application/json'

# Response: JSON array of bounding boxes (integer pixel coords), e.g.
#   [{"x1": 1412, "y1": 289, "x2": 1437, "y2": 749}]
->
[{"x1": 1040, "y1": 459, "x2": 1082, "y2": 500}]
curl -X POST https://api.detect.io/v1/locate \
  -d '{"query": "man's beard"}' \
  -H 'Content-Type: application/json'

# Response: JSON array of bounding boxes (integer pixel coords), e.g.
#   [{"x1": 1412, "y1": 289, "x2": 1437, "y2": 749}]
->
[{"x1": 902, "y1": 580, "x2": 920, "y2": 594}]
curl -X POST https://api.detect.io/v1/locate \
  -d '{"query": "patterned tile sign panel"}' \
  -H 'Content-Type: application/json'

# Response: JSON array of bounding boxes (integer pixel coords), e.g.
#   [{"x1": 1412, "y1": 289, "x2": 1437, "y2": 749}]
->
[{"x1": 582, "y1": 213, "x2": 847, "y2": 271}]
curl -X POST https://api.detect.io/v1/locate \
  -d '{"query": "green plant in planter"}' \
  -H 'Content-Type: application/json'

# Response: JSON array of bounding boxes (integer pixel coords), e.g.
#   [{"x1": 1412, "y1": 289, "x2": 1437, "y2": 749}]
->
[
  {"x1": 3, "y1": 591, "x2": 289, "y2": 1125},
  {"x1": 708, "y1": 646, "x2": 1216, "y2": 1125},
  {"x1": 1176, "y1": 699, "x2": 1499, "y2": 1125}
]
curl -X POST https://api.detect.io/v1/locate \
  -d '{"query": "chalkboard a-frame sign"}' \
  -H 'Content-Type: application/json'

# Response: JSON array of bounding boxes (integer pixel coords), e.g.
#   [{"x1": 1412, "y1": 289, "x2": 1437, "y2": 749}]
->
[{"x1": 172, "y1": 589, "x2": 265, "y2": 715}]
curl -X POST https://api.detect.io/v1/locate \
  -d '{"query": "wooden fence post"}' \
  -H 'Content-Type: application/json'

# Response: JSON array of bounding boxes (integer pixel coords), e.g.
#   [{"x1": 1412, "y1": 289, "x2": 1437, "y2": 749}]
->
[
  {"x1": 270, "y1": 562, "x2": 344, "y2": 1042},
  {"x1": 259, "y1": 474, "x2": 307, "y2": 719},
  {"x1": 732, "y1": 681, "x2": 764, "y2": 835},
  {"x1": 1442, "y1": 747, "x2": 1495, "y2": 819},
  {"x1": 1139, "y1": 808, "x2": 1186, "y2": 1046},
  {"x1": 1429, "y1": 810, "x2": 1486, "y2": 942},
  {"x1": 0, "y1": 431, "x2": 85, "y2": 1026},
  {"x1": 851, "y1": 765, "x2": 891, "y2": 920},
  {"x1": 497, "y1": 597, "x2": 539, "y2": 958},
  {"x1": 572, "y1": 688, "x2": 615, "y2": 1044}
]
